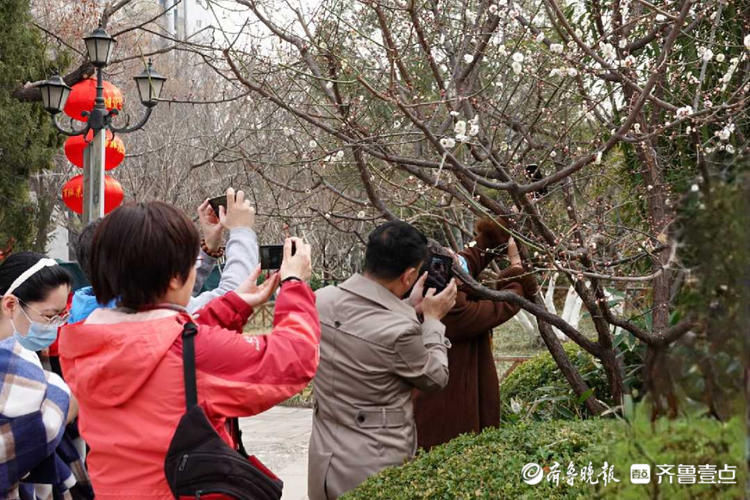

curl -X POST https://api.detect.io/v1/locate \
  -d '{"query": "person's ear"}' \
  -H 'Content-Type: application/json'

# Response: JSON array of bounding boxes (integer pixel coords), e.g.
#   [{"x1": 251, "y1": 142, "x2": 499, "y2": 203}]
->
[
  {"x1": 1, "y1": 295, "x2": 18, "y2": 317},
  {"x1": 167, "y1": 275, "x2": 184, "y2": 291},
  {"x1": 402, "y1": 267, "x2": 418, "y2": 288}
]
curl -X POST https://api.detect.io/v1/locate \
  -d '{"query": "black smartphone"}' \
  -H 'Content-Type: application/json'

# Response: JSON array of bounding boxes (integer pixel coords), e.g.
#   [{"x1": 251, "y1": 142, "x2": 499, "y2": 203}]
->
[
  {"x1": 208, "y1": 195, "x2": 227, "y2": 217},
  {"x1": 260, "y1": 245, "x2": 284, "y2": 270},
  {"x1": 422, "y1": 254, "x2": 454, "y2": 294},
  {"x1": 260, "y1": 242, "x2": 297, "y2": 269}
]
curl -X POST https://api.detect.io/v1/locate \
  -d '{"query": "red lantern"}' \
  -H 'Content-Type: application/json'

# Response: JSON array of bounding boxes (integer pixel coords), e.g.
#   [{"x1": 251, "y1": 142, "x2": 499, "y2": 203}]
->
[
  {"x1": 61, "y1": 175, "x2": 125, "y2": 215},
  {"x1": 64, "y1": 130, "x2": 125, "y2": 170},
  {"x1": 63, "y1": 78, "x2": 124, "y2": 122}
]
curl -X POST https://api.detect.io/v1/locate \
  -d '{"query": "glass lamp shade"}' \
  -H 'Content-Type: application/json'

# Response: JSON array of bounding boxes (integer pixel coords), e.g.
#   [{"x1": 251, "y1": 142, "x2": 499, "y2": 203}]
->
[
  {"x1": 134, "y1": 60, "x2": 167, "y2": 107},
  {"x1": 84, "y1": 27, "x2": 115, "y2": 66},
  {"x1": 39, "y1": 75, "x2": 72, "y2": 114}
]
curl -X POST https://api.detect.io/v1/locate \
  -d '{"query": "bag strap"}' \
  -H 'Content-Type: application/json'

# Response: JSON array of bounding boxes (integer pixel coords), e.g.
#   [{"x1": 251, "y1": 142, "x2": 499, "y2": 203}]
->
[{"x1": 181, "y1": 321, "x2": 199, "y2": 410}]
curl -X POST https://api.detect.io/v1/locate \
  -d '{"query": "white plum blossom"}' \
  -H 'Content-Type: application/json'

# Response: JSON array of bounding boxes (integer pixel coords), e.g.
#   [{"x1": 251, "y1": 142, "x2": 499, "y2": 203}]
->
[
  {"x1": 567, "y1": 40, "x2": 577, "y2": 50},
  {"x1": 497, "y1": 45, "x2": 508, "y2": 57},
  {"x1": 549, "y1": 68, "x2": 562, "y2": 77},
  {"x1": 633, "y1": 123, "x2": 641, "y2": 133},
  {"x1": 488, "y1": 4, "x2": 498, "y2": 15},
  {"x1": 449, "y1": 110, "x2": 460, "y2": 117},
  {"x1": 308, "y1": 140, "x2": 316, "y2": 148},
  {"x1": 335, "y1": 150, "x2": 345, "y2": 160},
  {"x1": 691, "y1": 184, "x2": 700, "y2": 192},
  {"x1": 550, "y1": 151, "x2": 557, "y2": 158},
  {"x1": 716, "y1": 123, "x2": 735, "y2": 141},
  {"x1": 715, "y1": 53, "x2": 725, "y2": 63},
  {"x1": 698, "y1": 46, "x2": 714, "y2": 62},
  {"x1": 357, "y1": 211, "x2": 365, "y2": 218},
  {"x1": 512, "y1": 52, "x2": 524, "y2": 63},
  {"x1": 594, "y1": 151, "x2": 603, "y2": 165},
  {"x1": 655, "y1": 14, "x2": 666, "y2": 22},
  {"x1": 550, "y1": 43, "x2": 564, "y2": 54},
  {"x1": 720, "y1": 57, "x2": 740, "y2": 88},
  {"x1": 455, "y1": 133, "x2": 469, "y2": 143},
  {"x1": 512, "y1": 61, "x2": 522, "y2": 74},
  {"x1": 454, "y1": 120, "x2": 467, "y2": 135},
  {"x1": 440, "y1": 137, "x2": 456, "y2": 149},
  {"x1": 468, "y1": 115, "x2": 480, "y2": 136},
  {"x1": 726, "y1": 144, "x2": 735, "y2": 154},
  {"x1": 600, "y1": 42, "x2": 617, "y2": 60},
  {"x1": 567, "y1": 67, "x2": 578, "y2": 77},
  {"x1": 393, "y1": 120, "x2": 401, "y2": 129},
  {"x1": 622, "y1": 55, "x2": 636, "y2": 68},
  {"x1": 744, "y1": 34, "x2": 750, "y2": 51},
  {"x1": 325, "y1": 81, "x2": 334, "y2": 89},
  {"x1": 536, "y1": 32, "x2": 545, "y2": 43},
  {"x1": 618, "y1": 39, "x2": 627, "y2": 49},
  {"x1": 463, "y1": 53, "x2": 474, "y2": 64},
  {"x1": 675, "y1": 105, "x2": 693, "y2": 118}
]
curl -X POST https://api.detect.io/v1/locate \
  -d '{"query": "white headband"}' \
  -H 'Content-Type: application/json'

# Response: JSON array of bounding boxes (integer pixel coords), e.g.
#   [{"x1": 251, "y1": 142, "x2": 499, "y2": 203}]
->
[{"x1": 4, "y1": 258, "x2": 59, "y2": 297}]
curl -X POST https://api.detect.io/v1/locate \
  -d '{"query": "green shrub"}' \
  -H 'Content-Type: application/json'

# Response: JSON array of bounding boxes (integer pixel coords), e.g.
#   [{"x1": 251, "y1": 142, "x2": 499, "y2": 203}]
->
[
  {"x1": 500, "y1": 343, "x2": 611, "y2": 420},
  {"x1": 345, "y1": 414, "x2": 745, "y2": 499},
  {"x1": 345, "y1": 418, "x2": 617, "y2": 499},
  {"x1": 500, "y1": 341, "x2": 643, "y2": 420}
]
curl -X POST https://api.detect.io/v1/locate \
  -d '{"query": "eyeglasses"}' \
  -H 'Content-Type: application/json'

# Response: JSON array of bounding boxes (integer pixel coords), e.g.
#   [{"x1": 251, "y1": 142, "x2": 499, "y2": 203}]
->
[{"x1": 18, "y1": 299, "x2": 70, "y2": 326}]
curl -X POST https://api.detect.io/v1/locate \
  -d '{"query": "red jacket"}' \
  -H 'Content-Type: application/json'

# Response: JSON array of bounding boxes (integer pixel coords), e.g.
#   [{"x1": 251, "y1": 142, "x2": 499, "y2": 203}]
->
[{"x1": 59, "y1": 281, "x2": 320, "y2": 499}]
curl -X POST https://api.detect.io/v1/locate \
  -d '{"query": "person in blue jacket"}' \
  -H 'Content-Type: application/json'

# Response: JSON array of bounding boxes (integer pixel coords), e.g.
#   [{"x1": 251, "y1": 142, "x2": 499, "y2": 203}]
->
[{"x1": 69, "y1": 188, "x2": 260, "y2": 323}]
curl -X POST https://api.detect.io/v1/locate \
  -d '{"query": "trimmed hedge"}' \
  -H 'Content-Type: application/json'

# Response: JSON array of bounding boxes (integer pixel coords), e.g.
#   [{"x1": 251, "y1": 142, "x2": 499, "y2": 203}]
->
[{"x1": 345, "y1": 415, "x2": 745, "y2": 499}]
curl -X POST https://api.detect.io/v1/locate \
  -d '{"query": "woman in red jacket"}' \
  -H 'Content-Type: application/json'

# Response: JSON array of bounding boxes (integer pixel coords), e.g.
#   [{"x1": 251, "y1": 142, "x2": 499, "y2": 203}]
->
[{"x1": 59, "y1": 201, "x2": 320, "y2": 499}]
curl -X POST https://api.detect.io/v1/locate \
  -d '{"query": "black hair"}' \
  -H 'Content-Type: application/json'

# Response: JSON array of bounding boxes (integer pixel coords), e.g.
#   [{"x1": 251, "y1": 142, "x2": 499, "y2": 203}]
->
[
  {"x1": 91, "y1": 201, "x2": 200, "y2": 309},
  {"x1": 364, "y1": 221, "x2": 428, "y2": 280},
  {"x1": 75, "y1": 219, "x2": 103, "y2": 280},
  {"x1": 0, "y1": 252, "x2": 72, "y2": 304}
]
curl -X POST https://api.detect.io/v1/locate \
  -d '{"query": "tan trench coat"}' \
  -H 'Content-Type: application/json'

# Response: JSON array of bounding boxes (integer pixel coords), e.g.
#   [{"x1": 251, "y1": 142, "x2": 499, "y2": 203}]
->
[{"x1": 307, "y1": 273, "x2": 450, "y2": 500}]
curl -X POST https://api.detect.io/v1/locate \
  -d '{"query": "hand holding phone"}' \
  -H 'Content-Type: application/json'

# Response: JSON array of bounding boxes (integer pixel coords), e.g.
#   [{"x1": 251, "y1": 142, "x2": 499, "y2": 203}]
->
[
  {"x1": 210, "y1": 188, "x2": 255, "y2": 230},
  {"x1": 280, "y1": 237, "x2": 311, "y2": 282}
]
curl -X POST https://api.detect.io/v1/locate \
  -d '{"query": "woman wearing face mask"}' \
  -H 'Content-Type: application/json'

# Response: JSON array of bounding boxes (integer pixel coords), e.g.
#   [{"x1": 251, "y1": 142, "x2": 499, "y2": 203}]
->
[{"x1": 0, "y1": 252, "x2": 82, "y2": 499}]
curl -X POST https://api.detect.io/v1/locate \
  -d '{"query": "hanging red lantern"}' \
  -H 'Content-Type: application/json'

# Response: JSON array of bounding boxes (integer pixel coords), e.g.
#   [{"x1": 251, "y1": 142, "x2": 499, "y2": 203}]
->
[
  {"x1": 61, "y1": 175, "x2": 125, "y2": 215},
  {"x1": 63, "y1": 130, "x2": 125, "y2": 170},
  {"x1": 63, "y1": 78, "x2": 124, "y2": 122}
]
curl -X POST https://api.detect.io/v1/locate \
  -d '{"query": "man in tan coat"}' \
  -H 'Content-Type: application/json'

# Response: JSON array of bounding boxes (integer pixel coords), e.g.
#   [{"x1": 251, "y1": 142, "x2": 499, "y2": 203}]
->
[{"x1": 308, "y1": 221, "x2": 457, "y2": 500}]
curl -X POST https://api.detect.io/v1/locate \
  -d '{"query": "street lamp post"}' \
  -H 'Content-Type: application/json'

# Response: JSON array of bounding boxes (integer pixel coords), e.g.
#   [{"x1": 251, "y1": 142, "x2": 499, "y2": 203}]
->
[{"x1": 39, "y1": 27, "x2": 166, "y2": 224}]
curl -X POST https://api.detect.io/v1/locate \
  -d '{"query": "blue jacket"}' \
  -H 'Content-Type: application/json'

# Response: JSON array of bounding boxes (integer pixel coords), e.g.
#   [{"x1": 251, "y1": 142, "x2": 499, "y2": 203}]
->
[
  {"x1": 68, "y1": 227, "x2": 260, "y2": 323},
  {"x1": 69, "y1": 286, "x2": 115, "y2": 324}
]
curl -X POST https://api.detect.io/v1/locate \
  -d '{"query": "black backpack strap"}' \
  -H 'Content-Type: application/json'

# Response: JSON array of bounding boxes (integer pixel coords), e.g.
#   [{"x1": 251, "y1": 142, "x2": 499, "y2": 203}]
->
[{"x1": 181, "y1": 321, "x2": 199, "y2": 410}]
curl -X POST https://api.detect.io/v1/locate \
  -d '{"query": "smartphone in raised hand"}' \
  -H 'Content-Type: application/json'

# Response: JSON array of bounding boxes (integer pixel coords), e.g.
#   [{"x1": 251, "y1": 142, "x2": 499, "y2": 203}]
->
[
  {"x1": 421, "y1": 254, "x2": 454, "y2": 294},
  {"x1": 208, "y1": 195, "x2": 227, "y2": 217}
]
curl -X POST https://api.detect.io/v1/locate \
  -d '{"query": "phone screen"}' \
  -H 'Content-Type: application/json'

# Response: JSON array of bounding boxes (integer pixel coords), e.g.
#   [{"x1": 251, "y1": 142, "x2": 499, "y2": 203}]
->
[
  {"x1": 260, "y1": 245, "x2": 284, "y2": 269},
  {"x1": 423, "y1": 254, "x2": 453, "y2": 294}
]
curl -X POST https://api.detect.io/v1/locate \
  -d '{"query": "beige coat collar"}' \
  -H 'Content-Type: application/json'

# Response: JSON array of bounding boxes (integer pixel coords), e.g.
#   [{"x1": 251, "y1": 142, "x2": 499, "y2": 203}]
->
[{"x1": 338, "y1": 273, "x2": 418, "y2": 321}]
